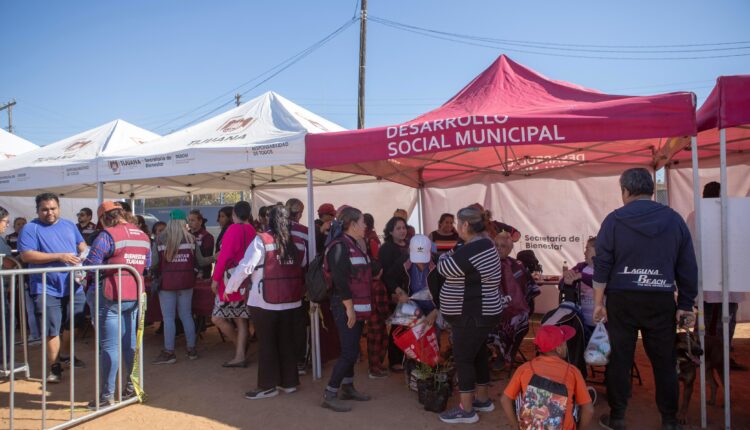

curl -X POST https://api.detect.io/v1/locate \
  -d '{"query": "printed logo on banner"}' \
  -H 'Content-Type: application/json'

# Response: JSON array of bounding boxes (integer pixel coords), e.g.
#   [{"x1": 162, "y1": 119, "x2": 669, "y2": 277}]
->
[
  {"x1": 174, "y1": 152, "x2": 194, "y2": 164},
  {"x1": 64, "y1": 140, "x2": 93, "y2": 153},
  {"x1": 218, "y1": 116, "x2": 256, "y2": 134},
  {"x1": 0, "y1": 153, "x2": 15, "y2": 159},
  {"x1": 294, "y1": 112, "x2": 329, "y2": 132},
  {"x1": 109, "y1": 160, "x2": 121, "y2": 174},
  {"x1": 65, "y1": 165, "x2": 90, "y2": 177},
  {"x1": 130, "y1": 137, "x2": 149, "y2": 145}
]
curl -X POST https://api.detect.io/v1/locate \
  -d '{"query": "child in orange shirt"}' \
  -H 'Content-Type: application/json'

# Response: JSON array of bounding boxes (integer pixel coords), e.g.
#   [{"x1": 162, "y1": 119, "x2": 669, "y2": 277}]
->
[{"x1": 500, "y1": 325, "x2": 594, "y2": 430}]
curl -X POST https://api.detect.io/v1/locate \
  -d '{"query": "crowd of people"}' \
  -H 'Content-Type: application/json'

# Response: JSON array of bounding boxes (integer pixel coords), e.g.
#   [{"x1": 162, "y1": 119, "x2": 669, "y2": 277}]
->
[{"x1": 2, "y1": 166, "x2": 742, "y2": 429}]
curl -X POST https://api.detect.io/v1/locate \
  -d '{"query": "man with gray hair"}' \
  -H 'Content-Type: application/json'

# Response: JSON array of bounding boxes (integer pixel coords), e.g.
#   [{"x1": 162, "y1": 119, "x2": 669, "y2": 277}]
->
[{"x1": 593, "y1": 168, "x2": 697, "y2": 430}]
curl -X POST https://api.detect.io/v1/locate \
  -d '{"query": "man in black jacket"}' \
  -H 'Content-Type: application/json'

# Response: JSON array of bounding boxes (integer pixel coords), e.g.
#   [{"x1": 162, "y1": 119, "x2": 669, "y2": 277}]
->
[{"x1": 593, "y1": 168, "x2": 697, "y2": 430}]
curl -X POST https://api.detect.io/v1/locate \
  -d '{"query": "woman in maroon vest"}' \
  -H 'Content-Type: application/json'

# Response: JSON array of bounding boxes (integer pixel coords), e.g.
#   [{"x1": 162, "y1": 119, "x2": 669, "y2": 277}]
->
[
  {"x1": 224, "y1": 205, "x2": 305, "y2": 399},
  {"x1": 211, "y1": 201, "x2": 256, "y2": 367},
  {"x1": 321, "y1": 206, "x2": 374, "y2": 412},
  {"x1": 152, "y1": 211, "x2": 199, "y2": 364},
  {"x1": 83, "y1": 201, "x2": 151, "y2": 407}
]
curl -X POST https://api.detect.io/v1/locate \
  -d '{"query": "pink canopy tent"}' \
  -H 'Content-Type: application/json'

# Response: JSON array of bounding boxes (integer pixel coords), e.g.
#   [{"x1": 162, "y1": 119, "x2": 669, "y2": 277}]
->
[
  {"x1": 306, "y1": 55, "x2": 696, "y2": 187},
  {"x1": 664, "y1": 75, "x2": 750, "y2": 429}
]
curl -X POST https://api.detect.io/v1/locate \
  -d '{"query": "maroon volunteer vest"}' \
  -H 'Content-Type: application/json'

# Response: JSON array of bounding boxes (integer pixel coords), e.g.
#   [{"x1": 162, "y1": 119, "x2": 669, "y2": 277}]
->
[
  {"x1": 290, "y1": 221, "x2": 309, "y2": 265},
  {"x1": 325, "y1": 234, "x2": 372, "y2": 320},
  {"x1": 158, "y1": 237, "x2": 196, "y2": 290},
  {"x1": 103, "y1": 223, "x2": 150, "y2": 301},
  {"x1": 257, "y1": 232, "x2": 305, "y2": 304}
]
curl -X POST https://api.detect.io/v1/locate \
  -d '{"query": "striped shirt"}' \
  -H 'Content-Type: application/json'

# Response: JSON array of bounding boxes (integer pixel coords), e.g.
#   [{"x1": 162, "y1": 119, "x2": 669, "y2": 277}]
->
[{"x1": 437, "y1": 236, "x2": 503, "y2": 324}]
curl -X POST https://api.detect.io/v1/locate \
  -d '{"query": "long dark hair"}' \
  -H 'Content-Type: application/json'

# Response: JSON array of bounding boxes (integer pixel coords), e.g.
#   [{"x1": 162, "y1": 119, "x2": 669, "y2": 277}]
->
[
  {"x1": 218, "y1": 206, "x2": 234, "y2": 226},
  {"x1": 382, "y1": 216, "x2": 406, "y2": 243},
  {"x1": 268, "y1": 205, "x2": 297, "y2": 261}
]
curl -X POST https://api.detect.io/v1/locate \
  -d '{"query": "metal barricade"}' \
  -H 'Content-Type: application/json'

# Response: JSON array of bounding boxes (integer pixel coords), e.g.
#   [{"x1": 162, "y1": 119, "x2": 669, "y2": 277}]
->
[
  {"x1": 1, "y1": 263, "x2": 145, "y2": 430},
  {"x1": 0, "y1": 254, "x2": 30, "y2": 381}
]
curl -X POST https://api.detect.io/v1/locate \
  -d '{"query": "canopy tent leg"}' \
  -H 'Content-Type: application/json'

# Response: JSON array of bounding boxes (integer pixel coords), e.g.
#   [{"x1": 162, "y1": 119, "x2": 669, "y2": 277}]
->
[
  {"x1": 417, "y1": 187, "x2": 425, "y2": 235},
  {"x1": 306, "y1": 169, "x2": 321, "y2": 381},
  {"x1": 690, "y1": 136, "x2": 707, "y2": 429},
  {"x1": 250, "y1": 172, "x2": 255, "y2": 216},
  {"x1": 719, "y1": 128, "x2": 731, "y2": 430},
  {"x1": 96, "y1": 182, "x2": 104, "y2": 206}
]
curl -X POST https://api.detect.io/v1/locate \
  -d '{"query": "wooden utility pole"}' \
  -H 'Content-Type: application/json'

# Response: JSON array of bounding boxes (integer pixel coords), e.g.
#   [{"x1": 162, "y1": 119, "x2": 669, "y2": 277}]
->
[
  {"x1": 357, "y1": 0, "x2": 367, "y2": 129},
  {"x1": 0, "y1": 99, "x2": 16, "y2": 133},
  {"x1": 235, "y1": 93, "x2": 242, "y2": 107}
]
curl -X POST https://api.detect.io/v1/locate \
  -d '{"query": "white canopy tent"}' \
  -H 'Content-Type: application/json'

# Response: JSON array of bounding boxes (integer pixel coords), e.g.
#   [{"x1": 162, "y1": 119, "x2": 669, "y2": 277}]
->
[
  {"x1": 0, "y1": 129, "x2": 38, "y2": 159},
  {"x1": 96, "y1": 92, "x2": 379, "y2": 198},
  {"x1": 0, "y1": 129, "x2": 95, "y2": 225},
  {"x1": 0, "y1": 119, "x2": 160, "y2": 198}
]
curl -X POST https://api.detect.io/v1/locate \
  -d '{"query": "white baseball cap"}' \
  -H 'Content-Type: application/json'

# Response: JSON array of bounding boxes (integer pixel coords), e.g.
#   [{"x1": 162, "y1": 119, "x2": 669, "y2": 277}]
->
[{"x1": 409, "y1": 234, "x2": 432, "y2": 264}]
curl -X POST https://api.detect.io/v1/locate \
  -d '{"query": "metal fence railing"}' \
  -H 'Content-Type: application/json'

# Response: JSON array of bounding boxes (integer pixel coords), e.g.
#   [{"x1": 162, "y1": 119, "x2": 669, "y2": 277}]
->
[{"x1": 1, "y1": 261, "x2": 145, "y2": 430}]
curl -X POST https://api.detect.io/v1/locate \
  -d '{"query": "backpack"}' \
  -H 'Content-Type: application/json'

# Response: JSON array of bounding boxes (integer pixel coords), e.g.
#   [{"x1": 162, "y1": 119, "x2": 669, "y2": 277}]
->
[
  {"x1": 305, "y1": 253, "x2": 331, "y2": 302},
  {"x1": 515, "y1": 362, "x2": 572, "y2": 430}
]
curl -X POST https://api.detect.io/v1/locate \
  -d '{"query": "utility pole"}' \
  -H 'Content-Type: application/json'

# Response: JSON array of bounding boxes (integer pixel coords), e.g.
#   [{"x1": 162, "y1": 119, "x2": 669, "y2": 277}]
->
[
  {"x1": 357, "y1": 0, "x2": 367, "y2": 129},
  {"x1": 0, "y1": 99, "x2": 16, "y2": 133},
  {"x1": 235, "y1": 93, "x2": 242, "y2": 107}
]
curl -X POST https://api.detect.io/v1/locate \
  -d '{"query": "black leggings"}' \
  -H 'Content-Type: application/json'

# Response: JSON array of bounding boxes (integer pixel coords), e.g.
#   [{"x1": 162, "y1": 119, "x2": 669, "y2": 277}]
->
[{"x1": 452, "y1": 321, "x2": 492, "y2": 393}]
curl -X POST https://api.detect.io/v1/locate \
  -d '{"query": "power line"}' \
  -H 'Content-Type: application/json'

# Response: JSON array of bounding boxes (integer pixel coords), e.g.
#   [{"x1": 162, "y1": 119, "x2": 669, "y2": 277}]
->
[
  {"x1": 156, "y1": 17, "x2": 358, "y2": 133},
  {"x1": 369, "y1": 16, "x2": 750, "y2": 60},
  {"x1": 370, "y1": 16, "x2": 750, "y2": 51}
]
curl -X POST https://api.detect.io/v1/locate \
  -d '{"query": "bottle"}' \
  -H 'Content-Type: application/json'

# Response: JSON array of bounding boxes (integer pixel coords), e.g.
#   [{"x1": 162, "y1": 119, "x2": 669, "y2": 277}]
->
[{"x1": 562, "y1": 260, "x2": 569, "y2": 273}]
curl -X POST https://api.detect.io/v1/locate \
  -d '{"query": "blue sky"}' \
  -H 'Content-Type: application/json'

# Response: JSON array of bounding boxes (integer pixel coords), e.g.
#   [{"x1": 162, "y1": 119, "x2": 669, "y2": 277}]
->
[{"x1": 2, "y1": 0, "x2": 749, "y2": 145}]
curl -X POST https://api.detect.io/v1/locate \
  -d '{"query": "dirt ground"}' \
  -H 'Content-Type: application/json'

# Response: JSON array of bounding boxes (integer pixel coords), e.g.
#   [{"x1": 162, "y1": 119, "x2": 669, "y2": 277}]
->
[{"x1": 2, "y1": 319, "x2": 749, "y2": 430}]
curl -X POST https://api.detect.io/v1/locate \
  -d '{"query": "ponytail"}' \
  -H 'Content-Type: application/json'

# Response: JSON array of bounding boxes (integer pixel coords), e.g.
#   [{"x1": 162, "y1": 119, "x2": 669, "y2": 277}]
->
[{"x1": 268, "y1": 205, "x2": 297, "y2": 261}]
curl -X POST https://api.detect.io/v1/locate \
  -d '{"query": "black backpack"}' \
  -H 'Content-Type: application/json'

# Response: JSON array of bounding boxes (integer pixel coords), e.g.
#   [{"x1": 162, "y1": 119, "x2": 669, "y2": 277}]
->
[{"x1": 305, "y1": 253, "x2": 331, "y2": 302}]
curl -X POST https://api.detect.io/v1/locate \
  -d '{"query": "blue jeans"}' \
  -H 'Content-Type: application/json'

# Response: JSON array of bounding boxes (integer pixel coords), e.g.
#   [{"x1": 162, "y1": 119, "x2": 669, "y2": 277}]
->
[
  {"x1": 25, "y1": 286, "x2": 41, "y2": 341},
  {"x1": 326, "y1": 298, "x2": 364, "y2": 391},
  {"x1": 97, "y1": 293, "x2": 138, "y2": 398},
  {"x1": 158, "y1": 289, "x2": 195, "y2": 351}
]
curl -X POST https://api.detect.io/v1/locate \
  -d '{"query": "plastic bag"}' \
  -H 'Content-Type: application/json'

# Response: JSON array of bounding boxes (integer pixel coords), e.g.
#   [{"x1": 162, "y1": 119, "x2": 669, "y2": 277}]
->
[
  {"x1": 387, "y1": 300, "x2": 422, "y2": 326},
  {"x1": 584, "y1": 322, "x2": 611, "y2": 366},
  {"x1": 393, "y1": 320, "x2": 440, "y2": 366},
  {"x1": 73, "y1": 248, "x2": 90, "y2": 286}
]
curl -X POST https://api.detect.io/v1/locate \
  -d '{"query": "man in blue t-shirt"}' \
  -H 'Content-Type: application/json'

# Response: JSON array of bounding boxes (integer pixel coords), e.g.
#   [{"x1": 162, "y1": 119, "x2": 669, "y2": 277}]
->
[{"x1": 18, "y1": 193, "x2": 87, "y2": 383}]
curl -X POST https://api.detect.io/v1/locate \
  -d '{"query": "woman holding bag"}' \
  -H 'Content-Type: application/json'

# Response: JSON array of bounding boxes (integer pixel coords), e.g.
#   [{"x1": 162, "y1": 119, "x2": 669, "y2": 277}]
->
[{"x1": 211, "y1": 201, "x2": 257, "y2": 367}]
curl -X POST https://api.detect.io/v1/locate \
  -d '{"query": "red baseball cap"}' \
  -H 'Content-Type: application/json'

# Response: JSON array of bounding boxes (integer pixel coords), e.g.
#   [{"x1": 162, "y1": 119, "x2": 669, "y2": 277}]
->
[
  {"x1": 534, "y1": 325, "x2": 576, "y2": 353},
  {"x1": 317, "y1": 203, "x2": 336, "y2": 217}
]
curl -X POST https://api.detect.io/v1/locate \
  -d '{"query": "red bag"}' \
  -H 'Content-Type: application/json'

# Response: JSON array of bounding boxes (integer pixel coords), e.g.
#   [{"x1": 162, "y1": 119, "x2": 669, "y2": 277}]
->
[{"x1": 393, "y1": 323, "x2": 440, "y2": 367}]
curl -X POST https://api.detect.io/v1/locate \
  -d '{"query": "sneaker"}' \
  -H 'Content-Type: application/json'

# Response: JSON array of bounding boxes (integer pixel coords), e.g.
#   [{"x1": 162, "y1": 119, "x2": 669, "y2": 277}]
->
[
  {"x1": 245, "y1": 387, "x2": 279, "y2": 399},
  {"x1": 472, "y1": 398, "x2": 495, "y2": 412},
  {"x1": 122, "y1": 383, "x2": 137, "y2": 400},
  {"x1": 661, "y1": 422, "x2": 682, "y2": 430},
  {"x1": 297, "y1": 363, "x2": 307, "y2": 375},
  {"x1": 587, "y1": 386, "x2": 598, "y2": 406},
  {"x1": 152, "y1": 351, "x2": 177, "y2": 365},
  {"x1": 277, "y1": 386, "x2": 298, "y2": 394},
  {"x1": 47, "y1": 363, "x2": 63, "y2": 384},
  {"x1": 599, "y1": 414, "x2": 626, "y2": 430},
  {"x1": 186, "y1": 349, "x2": 198, "y2": 360},
  {"x1": 27, "y1": 338, "x2": 42, "y2": 347},
  {"x1": 368, "y1": 368, "x2": 389, "y2": 379},
  {"x1": 439, "y1": 406, "x2": 479, "y2": 424},
  {"x1": 59, "y1": 355, "x2": 85, "y2": 368},
  {"x1": 87, "y1": 396, "x2": 115, "y2": 410}
]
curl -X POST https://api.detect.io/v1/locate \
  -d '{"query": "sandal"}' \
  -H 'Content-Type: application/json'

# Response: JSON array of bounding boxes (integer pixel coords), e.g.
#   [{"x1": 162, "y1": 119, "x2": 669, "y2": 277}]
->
[{"x1": 222, "y1": 360, "x2": 248, "y2": 368}]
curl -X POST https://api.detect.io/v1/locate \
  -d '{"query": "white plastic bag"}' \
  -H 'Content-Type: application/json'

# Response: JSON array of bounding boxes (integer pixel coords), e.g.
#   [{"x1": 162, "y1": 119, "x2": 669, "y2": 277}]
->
[
  {"x1": 584, "y1": 322, "x2": 611, "y2": 366},
  {"x1": 387, "y1": 300, "x2": 422, "y2": 326},
  {"x1": 73, "y1": 248, "x2": 90, "y2": 286}
]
